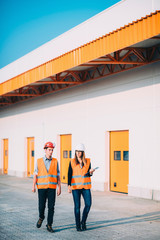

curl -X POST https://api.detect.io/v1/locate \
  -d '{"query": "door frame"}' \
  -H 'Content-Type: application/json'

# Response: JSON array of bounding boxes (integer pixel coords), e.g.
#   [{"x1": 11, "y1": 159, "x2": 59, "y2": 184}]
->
[
  {"x1": 0, "y1": 140, "x2": 3, "y2": 174},
  {"x1": 105, "y1": 130, "x2": 129, "y2": 192},
  {"x1": 109, "y1": 129, "x2": 129, "y2": 193},
  {"x1": 3, "y1": 138, "x2": 9, "y2": 174},
  {"x1": 27, "y1": 137, "x2": 35, "y2": 177},
  {"x1": 60, "y1": 134, "x2": 72, "y2": 184}
]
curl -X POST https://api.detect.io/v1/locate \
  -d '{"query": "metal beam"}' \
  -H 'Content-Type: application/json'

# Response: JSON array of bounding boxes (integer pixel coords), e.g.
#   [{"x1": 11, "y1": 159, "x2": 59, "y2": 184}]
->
[
  {"x1": 32, "y1": 81, "x2": 82, "y2": 85},
  {"x1": 3, "y1": 93, "x2": 39, "y2": 97},
  {"x1": 82, "y1": 61, "x2": 145, "y2": 65}
]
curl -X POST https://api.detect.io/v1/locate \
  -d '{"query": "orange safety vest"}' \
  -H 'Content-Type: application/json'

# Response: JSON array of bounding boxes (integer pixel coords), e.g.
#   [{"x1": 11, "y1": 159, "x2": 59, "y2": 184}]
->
[
  {"x1": 36, "y1": 158, "x2": 57, "y2": 189},
  {"x1": 71, "y1": 158, "x2": 91, "y2": 190}
]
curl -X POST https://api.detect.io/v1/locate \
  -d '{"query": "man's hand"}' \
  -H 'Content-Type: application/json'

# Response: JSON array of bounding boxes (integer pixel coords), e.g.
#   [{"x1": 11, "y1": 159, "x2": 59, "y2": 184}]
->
[
  {"x1": 32, "y1": 186, "x2": 36, "y2": 193},
  {"x1": 32, "y1": 174, "x2": 37, "y2": 193},
  {"x1": 68, "y1": 185, "x2": 72, "y2": 193},
  {"x1": 57, "y1": 186, "x2": 61, "y2": 196},
  {"x1": 57, "y1": 176, "x2": 61, "y2": 196}
]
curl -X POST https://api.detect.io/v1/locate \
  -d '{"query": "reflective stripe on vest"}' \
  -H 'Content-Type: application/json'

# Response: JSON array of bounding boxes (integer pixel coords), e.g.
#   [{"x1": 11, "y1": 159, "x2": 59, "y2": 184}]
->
[
  {"x1": 71, "y1": 158, "x2": 91, "y2": 190},
  {"x1": 37, "y1": 158, "x2": 58, "y2": 189}
]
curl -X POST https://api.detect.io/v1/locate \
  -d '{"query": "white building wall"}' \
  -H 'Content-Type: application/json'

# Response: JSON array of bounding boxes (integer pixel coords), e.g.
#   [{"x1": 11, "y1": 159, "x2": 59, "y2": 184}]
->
[{"x1": 0, "y1": 62, "x2": 160, "y2": 200}]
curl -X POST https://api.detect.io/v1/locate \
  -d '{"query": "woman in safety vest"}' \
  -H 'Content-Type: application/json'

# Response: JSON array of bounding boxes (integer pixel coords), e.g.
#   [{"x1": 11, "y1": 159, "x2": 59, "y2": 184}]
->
[{"x1": 68, "y1": 143, "x2": 95, "y2": 231}]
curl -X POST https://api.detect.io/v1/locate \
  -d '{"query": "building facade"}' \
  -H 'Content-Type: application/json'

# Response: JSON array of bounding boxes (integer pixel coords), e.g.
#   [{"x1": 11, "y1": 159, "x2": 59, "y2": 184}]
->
[{"x1": 1, "y1": 0, "x2": 160, "y2": 200}]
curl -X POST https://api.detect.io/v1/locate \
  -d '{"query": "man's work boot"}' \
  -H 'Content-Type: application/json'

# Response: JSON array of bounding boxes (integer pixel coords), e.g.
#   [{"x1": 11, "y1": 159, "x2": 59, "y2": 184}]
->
[
  {"x1": 36, "y1": 218, "x2": 43, "y2": 228},
  {"x1": 46, "y1": 224, "x2": 54, "y2": 233}
]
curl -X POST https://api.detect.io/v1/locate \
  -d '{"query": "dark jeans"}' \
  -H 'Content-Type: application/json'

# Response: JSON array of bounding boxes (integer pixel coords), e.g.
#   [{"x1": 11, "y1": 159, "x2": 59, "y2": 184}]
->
[
  {"x1": 72, "y1": 189, "x2": 92, "y2": 227},
  {"x1": 38, "y1": 188, "x2": 56, "y2": 226}
]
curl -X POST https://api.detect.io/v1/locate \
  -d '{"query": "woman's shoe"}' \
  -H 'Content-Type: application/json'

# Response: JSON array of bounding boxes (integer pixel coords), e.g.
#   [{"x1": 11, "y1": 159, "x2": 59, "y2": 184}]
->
[
  {"x1": 76, "y1": 225, "x2": 82, "y2": 231},
  {"x1": 81, "y1": 222, "x2": 87, "y2": 231}
]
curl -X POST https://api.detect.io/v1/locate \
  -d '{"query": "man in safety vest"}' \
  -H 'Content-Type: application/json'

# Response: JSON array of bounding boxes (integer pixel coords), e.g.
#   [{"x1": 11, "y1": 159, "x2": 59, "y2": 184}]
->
[{"x1": 32, "y1": 141, "x2": 61, "y2": 233}]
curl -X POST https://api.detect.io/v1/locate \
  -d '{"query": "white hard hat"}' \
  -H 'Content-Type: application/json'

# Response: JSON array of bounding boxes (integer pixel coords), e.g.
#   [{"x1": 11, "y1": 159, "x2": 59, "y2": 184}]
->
[{"x1": 75, "y1": 143, "x2": 85, "y2": 152}]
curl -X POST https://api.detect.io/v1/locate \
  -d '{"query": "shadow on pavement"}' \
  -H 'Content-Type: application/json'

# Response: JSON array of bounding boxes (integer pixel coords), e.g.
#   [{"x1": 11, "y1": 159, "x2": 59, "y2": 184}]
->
[{"x1": 54, "y1": 211, "x2": 160, "y2": 232}]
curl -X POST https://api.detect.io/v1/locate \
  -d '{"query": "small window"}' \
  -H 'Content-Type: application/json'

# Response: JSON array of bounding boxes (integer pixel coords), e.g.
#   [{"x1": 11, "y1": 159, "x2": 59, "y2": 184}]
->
[
  {"x1": 69, "y1": 151, "x2": 72, "y2": 158},
  {"x1": 5, "y1": 150, "x2": 8, "y2": 156},
  {"x1": 63, "y1": 151, "x2": 68, "y2": 158},
  {"x1": 114, "y1": 151, "x2": 121, "y2": 160},
  {"x1": 31, "y1": 150, "x2": 34, "y2": 157},
  {"x1": 123, "y1": 151, "x2": 129, "y2": 161}
]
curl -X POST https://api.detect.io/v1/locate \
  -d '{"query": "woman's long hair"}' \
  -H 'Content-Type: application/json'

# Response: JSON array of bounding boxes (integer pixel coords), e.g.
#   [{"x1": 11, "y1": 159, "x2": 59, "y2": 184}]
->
[{"x1": 74, "y1": 151, "x2": 87, "y2": 166}]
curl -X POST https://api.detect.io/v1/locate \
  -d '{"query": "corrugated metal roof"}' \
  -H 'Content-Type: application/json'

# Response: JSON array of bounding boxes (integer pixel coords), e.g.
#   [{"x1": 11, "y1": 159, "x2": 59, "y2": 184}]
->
[{"x1": 0, "y1": 10, "x2": 160, "y2": 96}]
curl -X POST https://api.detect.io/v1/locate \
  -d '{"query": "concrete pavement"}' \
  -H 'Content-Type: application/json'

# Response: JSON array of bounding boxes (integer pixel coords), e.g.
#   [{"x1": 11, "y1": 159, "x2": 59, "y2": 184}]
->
[{"x1": 0, "y1": 175, "x2": 160, "y2": 240}]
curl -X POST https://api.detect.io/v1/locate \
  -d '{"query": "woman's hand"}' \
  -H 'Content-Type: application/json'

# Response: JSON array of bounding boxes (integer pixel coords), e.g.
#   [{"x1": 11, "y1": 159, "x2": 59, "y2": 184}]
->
[
  {"x1": 89, "y1": 168, "x2": 95, "y2": 175},
  {"x1": 68, "y1": 185, "x2": 72, "y2": 193}
]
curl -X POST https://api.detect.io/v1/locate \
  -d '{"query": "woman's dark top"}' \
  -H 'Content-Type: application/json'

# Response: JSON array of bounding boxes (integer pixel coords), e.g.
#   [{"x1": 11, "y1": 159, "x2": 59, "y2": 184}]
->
[{"x1": 68, "y1": 161, "x2": 92, "y2": 186}]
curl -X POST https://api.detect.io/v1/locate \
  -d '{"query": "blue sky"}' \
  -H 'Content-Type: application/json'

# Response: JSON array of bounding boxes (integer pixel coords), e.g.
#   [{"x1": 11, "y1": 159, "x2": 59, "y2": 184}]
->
[{"x1": 0, "y1": 0, "x2": 120, "y2": 69}]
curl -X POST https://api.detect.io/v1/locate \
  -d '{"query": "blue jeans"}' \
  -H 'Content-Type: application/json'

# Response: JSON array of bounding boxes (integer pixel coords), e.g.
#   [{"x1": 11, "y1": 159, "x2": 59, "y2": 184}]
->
[{"x1": 72, "y1": 189, "x2": 92, "y2": 227}]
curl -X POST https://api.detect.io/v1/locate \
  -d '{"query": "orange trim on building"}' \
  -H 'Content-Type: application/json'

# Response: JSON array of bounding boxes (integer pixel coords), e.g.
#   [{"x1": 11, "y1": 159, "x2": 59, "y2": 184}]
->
[{"x1": 0, "y1": 11, "x2": 160, "y2": 96}]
